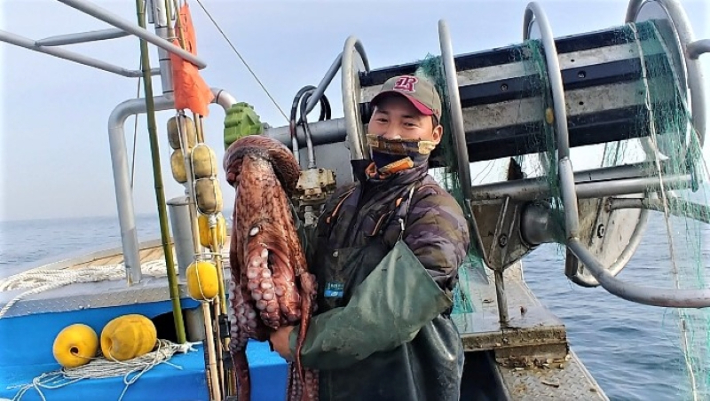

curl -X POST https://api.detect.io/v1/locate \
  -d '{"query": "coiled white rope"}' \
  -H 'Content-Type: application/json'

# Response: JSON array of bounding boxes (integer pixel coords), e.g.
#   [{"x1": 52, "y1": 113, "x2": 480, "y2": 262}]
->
[
  {"x1": 0, "y1": 250, "x2": 230, "y2": 319},
  {"x1": 0, "y1": 261, "x2": 168, "y2": 319},
  {"x1": 9, "y1": 339, "x2": 200, "y2": 401}
]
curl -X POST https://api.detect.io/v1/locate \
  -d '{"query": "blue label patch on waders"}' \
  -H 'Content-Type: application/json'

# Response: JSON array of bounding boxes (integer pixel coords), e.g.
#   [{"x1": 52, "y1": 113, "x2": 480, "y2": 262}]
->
[{"x1": 324, "y1": 282, "x2": 345, "y2": 298}]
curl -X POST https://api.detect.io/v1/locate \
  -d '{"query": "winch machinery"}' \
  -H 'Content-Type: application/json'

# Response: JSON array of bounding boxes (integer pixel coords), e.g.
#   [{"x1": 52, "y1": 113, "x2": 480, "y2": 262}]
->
[{"x1": 263, "y1": 0, "x2": 710, "y2": 323}]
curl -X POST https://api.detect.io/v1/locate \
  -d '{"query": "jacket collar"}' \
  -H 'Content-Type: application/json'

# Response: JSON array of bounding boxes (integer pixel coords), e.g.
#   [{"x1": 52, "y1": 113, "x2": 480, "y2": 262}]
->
[{"x1": 362, "y1": 159, "x2": 429, "y2": 187}]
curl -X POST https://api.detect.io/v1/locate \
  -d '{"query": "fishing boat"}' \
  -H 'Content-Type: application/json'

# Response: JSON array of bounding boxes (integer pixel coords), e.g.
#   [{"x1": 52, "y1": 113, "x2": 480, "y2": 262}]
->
[{"x1": 1, "y1": 0, "x2": 709, "y2": 400}]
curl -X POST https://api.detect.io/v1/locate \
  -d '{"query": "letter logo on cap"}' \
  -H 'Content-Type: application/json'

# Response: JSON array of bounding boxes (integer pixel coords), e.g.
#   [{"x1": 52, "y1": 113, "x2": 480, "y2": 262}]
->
[{"x1": 393, "y1": 76, "x2": 418, "y2": 92}]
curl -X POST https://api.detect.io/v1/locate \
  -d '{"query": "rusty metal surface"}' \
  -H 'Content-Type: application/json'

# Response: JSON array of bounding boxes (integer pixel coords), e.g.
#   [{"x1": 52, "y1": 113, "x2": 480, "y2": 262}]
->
[
  {"x1": 496, "y1": 349, "x2": 609, "y2": 400},
  {"x1": 454, "y1": 261, "x2": 568, "y2": 360},
  {"x1": 454, "y1": 261, "x2": 608, "y2": 399}
]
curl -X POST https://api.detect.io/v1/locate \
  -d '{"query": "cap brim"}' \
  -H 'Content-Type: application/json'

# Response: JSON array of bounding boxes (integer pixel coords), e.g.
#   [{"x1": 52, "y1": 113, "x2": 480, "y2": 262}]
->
[{"x1": 371, "y1": 91, "x2": 434, "y2": 116}]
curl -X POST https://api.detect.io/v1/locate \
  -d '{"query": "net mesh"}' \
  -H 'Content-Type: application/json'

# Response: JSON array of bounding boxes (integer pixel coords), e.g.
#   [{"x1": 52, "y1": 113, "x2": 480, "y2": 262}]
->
[
  {"x1": 626, "y1": 21, "x2": 710, "y2": 401},
  {"x1": 414, "y1": 54, "x2": 484, "y2": 314},
  {"x1": 413, "y1": 18, "x2": 709, "y2": 400}
]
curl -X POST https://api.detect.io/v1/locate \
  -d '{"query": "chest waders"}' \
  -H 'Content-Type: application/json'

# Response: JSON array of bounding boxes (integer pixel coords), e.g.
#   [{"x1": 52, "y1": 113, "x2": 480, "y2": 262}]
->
[{"x1": 290, "y1": 183, "x2": 465, "y2": 401}]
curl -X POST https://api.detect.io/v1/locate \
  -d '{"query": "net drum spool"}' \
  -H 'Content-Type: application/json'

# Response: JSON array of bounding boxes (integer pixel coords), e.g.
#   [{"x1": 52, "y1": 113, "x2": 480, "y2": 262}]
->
[
  {"x1": 350, "y1": 1, "x2": 705, "y2": 277},
  {"x1": 259, "y1": 0, "x2": 709, "y2": 308},
  {"x1": 358, "y1": 21, "x2": 689, "y2": 165}
]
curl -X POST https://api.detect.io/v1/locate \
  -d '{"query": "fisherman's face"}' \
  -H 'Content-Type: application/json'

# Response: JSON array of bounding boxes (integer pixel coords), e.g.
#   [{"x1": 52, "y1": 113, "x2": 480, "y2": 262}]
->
[{"x1": 368, "y1": 94, "x2": 443, "y2": 144}]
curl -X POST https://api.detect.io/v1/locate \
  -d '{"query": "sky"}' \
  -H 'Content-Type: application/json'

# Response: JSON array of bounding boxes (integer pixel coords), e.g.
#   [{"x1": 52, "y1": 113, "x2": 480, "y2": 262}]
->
[{"x1": 0, "y1": 0, "x2": 709, "y2": 222}]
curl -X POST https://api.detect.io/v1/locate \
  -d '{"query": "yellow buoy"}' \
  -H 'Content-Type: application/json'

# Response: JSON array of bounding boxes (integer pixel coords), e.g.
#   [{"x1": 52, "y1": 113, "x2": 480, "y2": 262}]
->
[
  {"x1": 545, "y1": 107, "x2": 555, "y2": 125},
  {"x1": 52, "y1": 323, "x2": 99, "y2": 369},
  {"x1": 167, "y1": 115, "x2": 197, "y2": 150},
  {"x1": 194, "y1": 178, "x2": 223, "y2": 215},
  {"x1": 100, "y1": 314, "x2": 157, "y2": 362},
  {"x1": 186, "y1": 260, "x2": 220, "y2": 300},
  {"x1": 198, "y1": 213, "x2": 227, "y2": 249},
  {"x1": 170, "y1": 149, "x2": 187, "y2": 183},
  {"x1": 191, "y1": 144, "x2": 218, "y2": 179}
]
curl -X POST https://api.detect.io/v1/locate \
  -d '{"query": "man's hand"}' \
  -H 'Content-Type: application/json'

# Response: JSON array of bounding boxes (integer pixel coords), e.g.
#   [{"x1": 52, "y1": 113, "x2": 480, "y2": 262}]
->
[{"x1": 270, "y1": 326, "x2": 295, "y2": 361}]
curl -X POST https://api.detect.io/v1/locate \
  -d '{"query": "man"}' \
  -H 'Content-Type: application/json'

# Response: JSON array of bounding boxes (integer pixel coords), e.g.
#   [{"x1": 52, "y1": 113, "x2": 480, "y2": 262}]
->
[{"x1": 270, "y1": 74, "x2": 471, "y2": 400}]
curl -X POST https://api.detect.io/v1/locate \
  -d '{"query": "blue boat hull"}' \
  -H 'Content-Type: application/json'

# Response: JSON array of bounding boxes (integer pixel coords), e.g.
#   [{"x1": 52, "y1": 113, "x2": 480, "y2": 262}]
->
[{"x1": 0, "y1": 299, "x2": 288, "y2": 401}]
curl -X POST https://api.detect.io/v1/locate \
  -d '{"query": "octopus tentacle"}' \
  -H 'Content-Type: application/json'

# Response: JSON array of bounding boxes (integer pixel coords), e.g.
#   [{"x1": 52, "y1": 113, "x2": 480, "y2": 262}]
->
[
  {"x1": 227, "y1": 272, "x2": 259, "y2": 401},
  {"x1": 245, "y1": 243, "x2": 280, "y2": 329},
  {"x1": 304, "y1": 369, "x2": 319, "y2": 401},
  {"x1": 296, "y1": 272, "x2": 318, "y2": 400}
]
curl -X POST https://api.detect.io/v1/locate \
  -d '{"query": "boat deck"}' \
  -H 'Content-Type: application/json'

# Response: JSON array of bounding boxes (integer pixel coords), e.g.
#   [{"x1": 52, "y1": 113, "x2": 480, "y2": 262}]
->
[
  {"x1": 0, "y1": 237, "x2": 608, "y2": 400},
  {"x1": 455, "y1": 263, "x2": 608, "y2": 400}
]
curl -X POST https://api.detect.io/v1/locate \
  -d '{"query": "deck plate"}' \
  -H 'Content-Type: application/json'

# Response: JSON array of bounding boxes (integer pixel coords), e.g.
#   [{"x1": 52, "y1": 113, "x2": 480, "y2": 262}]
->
[{"x1": 496, "y1": 349, "x2": 609, "y2": 400}]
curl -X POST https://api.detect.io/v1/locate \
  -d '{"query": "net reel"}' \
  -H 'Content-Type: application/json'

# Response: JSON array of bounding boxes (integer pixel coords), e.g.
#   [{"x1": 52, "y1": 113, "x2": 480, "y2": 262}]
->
[{"x1": 264, "y1": 0, "x2": 710, "y2": 311}]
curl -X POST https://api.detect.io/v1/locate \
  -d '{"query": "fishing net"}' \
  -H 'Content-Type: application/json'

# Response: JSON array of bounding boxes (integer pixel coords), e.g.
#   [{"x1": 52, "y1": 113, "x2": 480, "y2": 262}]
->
[
  {"x1": 414, "y1": 19, "x2": 709, "y2": 400},
  {"x1": 622, "y1": 21, "x2": 710, "y2": 401},
  {"x1": 414, "y1": 55, "x2": 484, "y2": 314}
]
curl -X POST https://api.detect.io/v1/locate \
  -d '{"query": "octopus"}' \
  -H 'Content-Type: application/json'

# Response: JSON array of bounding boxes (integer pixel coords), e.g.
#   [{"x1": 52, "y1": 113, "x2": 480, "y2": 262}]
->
[{"x1": 223, "y1": 134, "x2": 319, "y2": 401}]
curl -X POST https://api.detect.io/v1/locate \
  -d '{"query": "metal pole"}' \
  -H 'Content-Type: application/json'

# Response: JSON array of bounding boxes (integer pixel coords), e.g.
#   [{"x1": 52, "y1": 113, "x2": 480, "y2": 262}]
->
[
  {"x1": 0, "y1": 29, "x2": 158, "y2": 78},
  {"x1": 439, "y1": 19, "x2": 474, "y2": 203},
  {"x1": 341, "y1": 36, "x2": 370, "y2": 161},
  {"x1": 36, "y1": 28, "x2": 128, "y2": 46},
  {"x1": 212, "y1": 88, "x2": 237, "y2": 111},
  {"x1": 567, "y1": 239, "x2": 710, "y2": 308},
  {"x1": 107, "y1": 88, "x2": 236, "y2": 286},
  {"x1": 470, "y1": 172, "x2": 693, "y2": 202},
  {"x1": 494, "y1": 271, "x2": 509, "y2": 325},
  {"x1": 524, "y1": 2, "x2": 580, "y2": 239},
  {"x1": 149, "y1": 0, "x2": 174, "y2": 97},
  {"x1": 264, "y1": 118, "x2": 347, "y2": 148},
  {"x1": 609, "y1": 197, "x2": 710, "y2": 224},
  {"x1": 56, "y1": 0, "x2": 207, "y2": 69},
  {"x1": 107, "y1": 95, "x2": 174, "y2": 285},
  {"x1": 687, "y1": 39, "x2": 710, "y2": 60},
  {"x1": 303, "y1": 53, "x2": 342, "y2": 116}
]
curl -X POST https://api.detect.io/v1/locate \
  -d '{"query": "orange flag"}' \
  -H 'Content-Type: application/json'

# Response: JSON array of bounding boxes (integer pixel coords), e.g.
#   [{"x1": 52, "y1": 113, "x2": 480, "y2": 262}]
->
[{"x1": 170, "y1": 3, "x2": 214, "y2": 116}]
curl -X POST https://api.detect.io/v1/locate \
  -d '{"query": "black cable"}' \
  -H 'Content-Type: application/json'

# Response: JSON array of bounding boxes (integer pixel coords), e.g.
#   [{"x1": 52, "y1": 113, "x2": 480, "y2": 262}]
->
[
  {"x1": 289, "y1": 85, "x2": 333, "y2": 169},
  {"x1": 299, "y1": 91, "x2": 317, "y2": 169},
  {"x1": 289, "y1": 85, "x2": 317, "y2": 163}
]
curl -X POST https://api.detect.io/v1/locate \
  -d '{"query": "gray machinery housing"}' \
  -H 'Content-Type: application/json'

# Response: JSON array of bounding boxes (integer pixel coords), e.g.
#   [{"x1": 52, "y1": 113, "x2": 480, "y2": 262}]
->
[{"x1": 263, "y1": 0, "x2": 710, "y2": 317}]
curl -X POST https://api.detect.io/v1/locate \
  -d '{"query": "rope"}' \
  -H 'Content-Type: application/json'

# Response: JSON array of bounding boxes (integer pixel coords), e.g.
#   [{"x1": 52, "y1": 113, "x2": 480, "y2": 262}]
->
[
  {"x1": 130, "y1": 0, "x2": 146, "y2": 189},
  {"x1": 0, "y1": 262, "x2": 162, "y2": 319},
  {"x1": 9, "y1": 339, "x2": 199, "y2": 401},
  {"x1": 0, "y1": 250, "x2": 230, "y2": 319},
  {"x1": 191, "y1": 0, "x2": 289, "y2": 123}
]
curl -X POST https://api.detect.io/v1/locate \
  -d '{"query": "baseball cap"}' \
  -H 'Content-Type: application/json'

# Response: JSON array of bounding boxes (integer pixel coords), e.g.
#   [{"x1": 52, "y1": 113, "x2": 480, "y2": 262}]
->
[{"x1": 370, "y1": 75, "x2": 442, "y2": 120}]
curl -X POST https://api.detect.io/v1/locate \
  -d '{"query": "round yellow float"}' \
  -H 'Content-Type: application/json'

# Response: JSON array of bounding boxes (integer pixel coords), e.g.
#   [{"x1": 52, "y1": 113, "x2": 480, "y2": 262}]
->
[
  {"x1": 170, "y1": 149, "x2": 187, "y2": 184},
  {"x1": 194, "y1": 178, "x2": 223, "y2": 215},
  {"x1": 52, "y1": 323, "x2": 99, "y2": 368},
  {"x1": 167, "y1": 115, "x2": 197, "y2": 150},
  {"x1": 198, "y1": 213, "x2": 227, "y2": 249},
  {"x1": 100, "y1": 314, "x2": 157, "y2": 362},
  {"x1": 186, "y1": 260, "x2": 220, "y2": 301},
  {"x1": 191, "y1": 144, "x2": 218, "y2": 179}
]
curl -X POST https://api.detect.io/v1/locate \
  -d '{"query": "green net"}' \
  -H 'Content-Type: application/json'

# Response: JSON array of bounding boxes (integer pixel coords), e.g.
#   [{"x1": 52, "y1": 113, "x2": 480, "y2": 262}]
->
[
  {"x1": 515, "y1": 40, "x2": 564, "y2": 228},
  {"x1": 605, "y1": 20, "x2": 710, "y2": 400},
  {"x1": 412, "y1": 18, "x2": 709, "y2": 399},
  {"x1": 627, "y1": 21, "x2": 710, "y2": 401},
  {"x1": 414, "y1": 54, "x2": 484, "y2": 314}
]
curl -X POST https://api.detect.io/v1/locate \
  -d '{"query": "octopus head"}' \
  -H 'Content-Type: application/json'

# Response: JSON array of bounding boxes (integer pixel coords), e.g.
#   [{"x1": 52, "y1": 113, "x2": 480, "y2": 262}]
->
[{"x1": 223, "y1": 135, "x2": 301, "y2": 195}]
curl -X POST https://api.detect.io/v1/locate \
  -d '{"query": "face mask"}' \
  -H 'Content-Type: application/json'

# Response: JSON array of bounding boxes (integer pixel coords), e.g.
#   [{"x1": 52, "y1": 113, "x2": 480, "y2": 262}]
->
[{"x1": 366, "y1": 134, "x2": 438, "y2": 173}]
